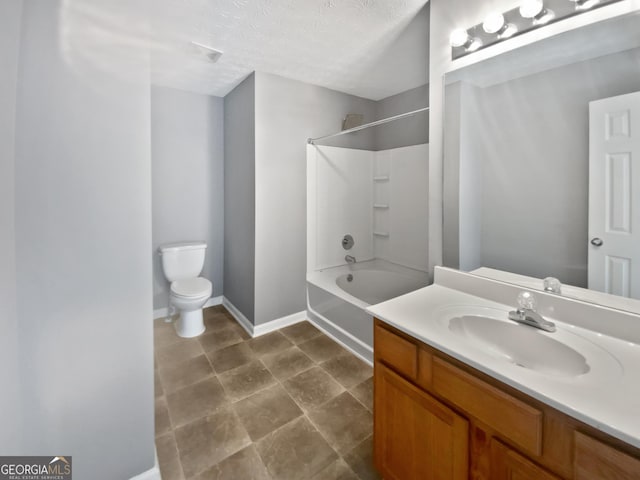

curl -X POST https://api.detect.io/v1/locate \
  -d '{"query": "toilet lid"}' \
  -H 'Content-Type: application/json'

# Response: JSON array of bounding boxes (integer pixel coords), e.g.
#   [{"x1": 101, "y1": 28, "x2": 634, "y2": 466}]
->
[{"x1": 171, "y1": 277, "x2": 212, "y2": 298}]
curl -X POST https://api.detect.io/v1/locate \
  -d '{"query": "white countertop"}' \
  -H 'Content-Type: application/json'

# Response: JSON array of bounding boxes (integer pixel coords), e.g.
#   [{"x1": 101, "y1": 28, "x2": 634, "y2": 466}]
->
[{"x1": 366, "y1": 267, "x2": 640, "y2": 449}]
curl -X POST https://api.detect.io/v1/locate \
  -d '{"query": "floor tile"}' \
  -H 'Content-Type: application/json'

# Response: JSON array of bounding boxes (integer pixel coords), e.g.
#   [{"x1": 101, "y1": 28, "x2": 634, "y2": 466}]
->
[
  {"x1": 233, "y1": 384, "x2": 303, "y2": 441},
  {"x1": 154, "y1": 320, "x2": 185, "y2": 348},
  {"x1": 166, "y1": 377, "x2": 228, "y2": 427},
  {"x1": 350, "y1": 377, "x2": 373, "y2": 412},
  {"x1": 298, "y1": 335, "x2": 347, "y2": 363},
  {"x1": 311, "y1": 459, "x2": 359, "y2": 480},
  {"x1": 153, "y1": 306, "x2": 379, "y2": 480},
  {"x1": 174, "y1": 406, "x2": 251, "y2": 478},
  {"x1": 307, "y1": 392, "x2": 373, "y2": 451},
  {"x1": 321, "y1": 354, "x2": 372, "y2": 389},
  {"x1": 283, "y1": 367, "x2": 344, "y2": 411},
  {"x1": 156, "y1": 339, "x2": 204, "y2": 369},
  {"x1": 261, "y1": 347, "x2": 314, "y2": 381},
  {"x1": 158, "y1": 354, "x2": 214, "y2": 394},
  {"x1": 155, "y1": 433, "x2": 184, "y2": 480},
  {"x1": 279, "y1": 321, "x2": 322, "y2": 344},
  {"x1": 154, "y1": 370, "x2": 164, "y2": 398},
  {"x1": 207, "y1": 342, "x2": 255, "y2": 375},
  {"x1": 155, "y1": 397, "x2": 172, "y2": 437},
  {"x1": 256, "y1": 416, "x2": 337, "y2": 480},
  {"x1": 190, "y1": 445, "x2": 271, "y2": 480},
  {"x1": 218, "y1": 360, "x2": 277, "y2": 401},
  {"x1": 247, "y1": 331, "x2": 294, "y2": 357},
  {"x1": 198, "y1": 326, "x2": 244, "y2": 353},
  {"x1": 204, "y1": 310, "x2": 239, "y2": 330},
  {"x1": 343, "y1": 435, "x2": 381, "y2": 480}
]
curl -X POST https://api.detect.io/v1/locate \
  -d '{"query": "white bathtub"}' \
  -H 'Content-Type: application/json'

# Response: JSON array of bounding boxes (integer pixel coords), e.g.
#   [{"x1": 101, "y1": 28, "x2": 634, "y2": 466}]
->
[{"x1": 307, "y1": 259, "x2": 429, "y2": 363}]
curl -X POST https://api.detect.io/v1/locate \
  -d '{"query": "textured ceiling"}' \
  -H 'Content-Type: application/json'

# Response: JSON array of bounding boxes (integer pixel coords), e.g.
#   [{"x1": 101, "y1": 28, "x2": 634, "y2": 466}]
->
[{"x1": 150, "y1": 0, "x2": 430, "y2": 100}]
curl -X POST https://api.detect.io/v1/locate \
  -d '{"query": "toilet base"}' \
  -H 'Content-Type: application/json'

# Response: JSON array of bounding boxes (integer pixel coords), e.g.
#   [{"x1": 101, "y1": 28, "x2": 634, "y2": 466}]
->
[{"x1": 176, "y1": 309, "x2": 206, "y2": 338}]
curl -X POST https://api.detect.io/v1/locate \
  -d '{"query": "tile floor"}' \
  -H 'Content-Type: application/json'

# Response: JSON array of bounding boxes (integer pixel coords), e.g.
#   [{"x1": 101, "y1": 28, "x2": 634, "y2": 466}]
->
[{"x1": 154, "y1": 306, "x2": 380, "y2": 480}]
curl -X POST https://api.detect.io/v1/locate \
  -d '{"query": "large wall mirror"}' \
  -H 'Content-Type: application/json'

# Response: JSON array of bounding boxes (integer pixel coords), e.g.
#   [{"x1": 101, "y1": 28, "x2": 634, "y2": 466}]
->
[{"x1": 443, "y1": 11, "x2": 640, "y2": 308}]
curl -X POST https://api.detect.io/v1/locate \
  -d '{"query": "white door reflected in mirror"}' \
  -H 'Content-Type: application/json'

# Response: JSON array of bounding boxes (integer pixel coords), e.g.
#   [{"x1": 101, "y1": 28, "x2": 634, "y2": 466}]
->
[{"x1": 588, "y1": 90, "x2": 640, "y2": 299}]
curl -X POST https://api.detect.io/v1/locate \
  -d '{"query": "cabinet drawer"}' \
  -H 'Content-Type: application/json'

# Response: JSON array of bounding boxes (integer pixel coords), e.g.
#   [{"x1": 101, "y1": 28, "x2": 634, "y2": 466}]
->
[
  {"x1": 574, "y1": 431, "x2": 640, "y2": 479},
  {"x1": 374, "y1": 323, "x2": 417, "y2": 380},
  {"x1": 433, "y1": 357, "x2": 543, "y2": 456}
]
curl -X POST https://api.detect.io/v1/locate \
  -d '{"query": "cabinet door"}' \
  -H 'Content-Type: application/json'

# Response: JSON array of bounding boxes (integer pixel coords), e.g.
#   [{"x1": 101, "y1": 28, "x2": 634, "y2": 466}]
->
[
  {"x1": 574, "y1": 431, "x2": 640, "y2": 480},
  {"x1": 374, "y1": 361, "x2": 468, "y2": 480},
  {"x1": 491, "y1": 439, "x2": 560, "y2": 480}
]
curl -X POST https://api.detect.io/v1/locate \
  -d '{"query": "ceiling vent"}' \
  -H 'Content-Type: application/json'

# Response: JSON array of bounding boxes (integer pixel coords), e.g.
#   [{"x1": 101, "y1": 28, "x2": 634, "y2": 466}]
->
[{"x1": 191, "y1": 41, "x2": 223, "y2": 63}]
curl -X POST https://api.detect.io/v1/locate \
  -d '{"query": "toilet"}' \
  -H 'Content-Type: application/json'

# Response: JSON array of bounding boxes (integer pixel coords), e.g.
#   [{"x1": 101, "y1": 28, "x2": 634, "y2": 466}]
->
[{"x1": 159, "y1": 241, "x2": 212, "y2": 338}]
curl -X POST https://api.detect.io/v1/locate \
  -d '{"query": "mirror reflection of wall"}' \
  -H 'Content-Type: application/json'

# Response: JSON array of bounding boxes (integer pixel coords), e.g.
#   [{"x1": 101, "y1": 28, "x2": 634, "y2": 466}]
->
[{"x1": 443, "y1": 12, "x2": 640, "y2": 299}]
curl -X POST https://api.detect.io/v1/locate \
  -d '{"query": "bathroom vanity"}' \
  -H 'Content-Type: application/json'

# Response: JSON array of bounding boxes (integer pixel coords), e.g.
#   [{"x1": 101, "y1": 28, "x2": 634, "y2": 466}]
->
[{"x1": 367, "y1": 268, "x2": 640, "y2": 479}]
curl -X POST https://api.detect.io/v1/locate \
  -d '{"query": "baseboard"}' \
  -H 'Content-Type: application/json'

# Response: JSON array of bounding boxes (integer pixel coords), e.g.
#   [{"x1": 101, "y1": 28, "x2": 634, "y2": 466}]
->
[
  {"x1": 130, "y1": 449, "x2": 161, "y2": 480},
  {"x1": 153, "y1": 295, "x2": 223, "y2": 320},
  {"x1": 222, "y1": 297, "x2": 254, "y2": 337},
  {"x1": 253, "y1": 310, "x2": 307, "y2": 337},
  {"x1": 221, "y1": 297, "x2": 306, "y2": 338}
]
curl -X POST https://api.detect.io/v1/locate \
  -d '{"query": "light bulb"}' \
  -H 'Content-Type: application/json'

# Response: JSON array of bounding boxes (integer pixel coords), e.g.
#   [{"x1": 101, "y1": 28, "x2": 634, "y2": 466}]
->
[
  {"x1": 449, "y1": 29, "x2": 470, "y2": 47},
  {"x1": 569, "y1": 0, "x2": 600, "y2": 9},
  {"x1": 521, "y1": 1, "x2": 555, "y2": 25},
  {"x1": 483, "y1": 12, "x2": 505, "y2": 34},
  {"x1": 501, "y1": 24, "x2": 518, "y2": 38},
  {"x1": 519, "y1": 0, "x2": 544, "y2": 18}
]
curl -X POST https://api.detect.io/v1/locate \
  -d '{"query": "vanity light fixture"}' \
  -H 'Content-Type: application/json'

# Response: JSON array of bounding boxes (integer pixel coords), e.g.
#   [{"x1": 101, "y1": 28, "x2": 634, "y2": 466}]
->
[
  {"x1": 483, "y1": 12, "x2": 518, "y2": 38},
  {"x1": 450, "y1": 0, "x2": 621, "y2": 60},
  {"x1": 519, "y1": 0, "x2": 555, "y2": 24},
  {"x1": 449, "y1": 29, "x2": 482, "y2": 51}
]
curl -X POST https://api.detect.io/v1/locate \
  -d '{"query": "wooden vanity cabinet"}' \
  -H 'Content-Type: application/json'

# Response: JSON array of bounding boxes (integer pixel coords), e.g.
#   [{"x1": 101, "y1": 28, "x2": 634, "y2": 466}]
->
[{"x1": 373, "y1": 319, "x2": 640, "y2": 480}]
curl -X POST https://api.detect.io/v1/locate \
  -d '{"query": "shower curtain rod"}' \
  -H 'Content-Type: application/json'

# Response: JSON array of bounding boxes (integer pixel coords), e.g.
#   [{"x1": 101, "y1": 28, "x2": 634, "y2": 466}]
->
[{"x1": 307, "y1": 106, "x2": 429, "y2": 145}]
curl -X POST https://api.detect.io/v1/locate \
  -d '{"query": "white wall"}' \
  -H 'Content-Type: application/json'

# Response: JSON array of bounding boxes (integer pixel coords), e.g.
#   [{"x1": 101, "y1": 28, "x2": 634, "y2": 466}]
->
[
  {"x1": 253, "y1": 72, "x2": 377, "y2": 325},
  {"x1": 224, "y1": 74, "x2": 256, "y2": 323},
  {"x1": 310, "y1": 146, "x2": 374, "y2": 270},
  {"x1": 13, "y1": 1, "x2": 154, "y2": 477},
  {"x1": 151, "y1": 86, "x2": 224, "y2": 309},
  {"x1": 373, "y1": 144, "x2": 429, "y2": 271},
  {"x1": 428, "y1": 0, "x2": 640, "y2": 276},
  {"x1": 0, "y1": 0, "x2": 23, "y2": 454}
]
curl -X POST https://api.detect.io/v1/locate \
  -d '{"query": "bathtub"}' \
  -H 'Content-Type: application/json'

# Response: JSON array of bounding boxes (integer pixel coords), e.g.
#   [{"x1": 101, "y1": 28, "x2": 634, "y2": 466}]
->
[{"x1": 307, "y1": 259, "x2": 429, "y2": 363}]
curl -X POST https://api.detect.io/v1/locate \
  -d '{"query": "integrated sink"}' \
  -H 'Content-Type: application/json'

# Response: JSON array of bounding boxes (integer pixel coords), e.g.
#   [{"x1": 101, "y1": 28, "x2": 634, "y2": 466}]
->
[
  {"x1": 448, "y1": 315, "x2": 589, "y2": 377},
  {"x1": 431, "y1": 305, "x2": 623, "y2": 380}
]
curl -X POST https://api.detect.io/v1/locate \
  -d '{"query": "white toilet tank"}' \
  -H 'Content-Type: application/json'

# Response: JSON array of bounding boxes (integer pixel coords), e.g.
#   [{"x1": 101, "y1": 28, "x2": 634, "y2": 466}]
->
[{"x1": 159, "y1": 241, "x2": 207, "y2": 282}]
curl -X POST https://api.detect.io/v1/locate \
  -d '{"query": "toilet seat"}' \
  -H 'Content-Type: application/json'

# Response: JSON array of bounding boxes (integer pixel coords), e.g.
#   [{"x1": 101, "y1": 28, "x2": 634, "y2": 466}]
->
[{"x1": 171, "y1": 277, "x2": 212, "y2": 298}]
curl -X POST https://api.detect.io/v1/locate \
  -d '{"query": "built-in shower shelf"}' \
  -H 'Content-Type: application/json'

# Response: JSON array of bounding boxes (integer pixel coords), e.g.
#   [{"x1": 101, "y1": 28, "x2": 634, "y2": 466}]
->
[
  {"x1": 373, "y1": 231, "x2": 390, "y2": 237},
  {"x1": 373, "y1": 176, "x2": 389, "y2": 181},
  {"x1": 373, "y1": 204, "x2": 389, "y2": 209}
]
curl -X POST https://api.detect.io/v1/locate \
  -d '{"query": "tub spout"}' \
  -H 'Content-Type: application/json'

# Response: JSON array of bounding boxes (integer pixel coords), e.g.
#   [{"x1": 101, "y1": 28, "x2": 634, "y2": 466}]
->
[{"x1": 345, "y1": 255, "x2": 356, "y2": 264}]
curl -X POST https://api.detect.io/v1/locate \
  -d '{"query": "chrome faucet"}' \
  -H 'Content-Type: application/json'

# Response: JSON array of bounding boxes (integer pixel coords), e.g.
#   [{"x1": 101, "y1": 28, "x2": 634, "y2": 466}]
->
[
  {"x1": 508, "y1": 291, "x2": 556, "y2": 333},
  {"x1": 345, "y1": 255, "x2": 356, "y2": 264}
]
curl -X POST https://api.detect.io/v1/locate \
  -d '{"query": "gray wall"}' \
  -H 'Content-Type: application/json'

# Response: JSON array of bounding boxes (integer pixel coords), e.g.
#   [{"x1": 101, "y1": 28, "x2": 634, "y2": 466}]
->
[
  {"x1": 374, "y1": 84, "x2": 429, "y2": 151},
  {"x1": 13, "y1": 1, "x2": 154, "y2": 477},
  {"x1": 254, "y1": 72, "x2": 378, "y2": 325},
  {"x1": 446, "y1": 47, "x2": 640, "y2": 287},
  {"x1": 151, "y1": 86, "x2": 224, "y2": 309},
  {"x1": 0, "y1": 0, "x2": 23, "y2": 454},
  {"x1": 224, "y1": 74, "x2": 256, "y2": 323}
]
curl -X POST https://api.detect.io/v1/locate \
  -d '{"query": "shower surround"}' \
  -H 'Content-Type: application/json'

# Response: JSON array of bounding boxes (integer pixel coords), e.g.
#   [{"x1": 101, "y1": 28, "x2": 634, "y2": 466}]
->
[{"x1": 306, "y1": 144, "x2": 429, "y2": 362}]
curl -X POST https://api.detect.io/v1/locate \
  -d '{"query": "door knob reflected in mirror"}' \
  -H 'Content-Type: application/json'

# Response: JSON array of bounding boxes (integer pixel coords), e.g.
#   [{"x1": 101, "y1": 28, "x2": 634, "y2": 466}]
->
[{"x1": 590, "y1": 237, "x2": 603, "y2": 247}]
